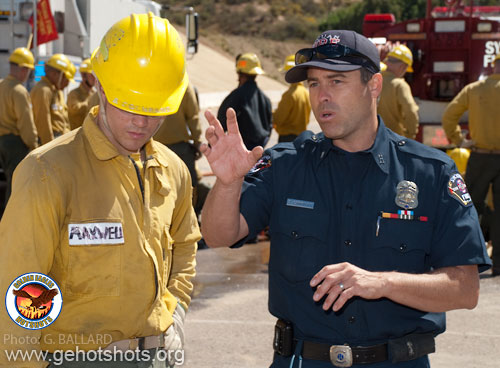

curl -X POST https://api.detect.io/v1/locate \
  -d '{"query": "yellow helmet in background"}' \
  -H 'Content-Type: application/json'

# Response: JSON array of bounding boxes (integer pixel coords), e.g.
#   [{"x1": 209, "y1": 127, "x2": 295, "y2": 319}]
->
[
  {"x1": 494, "y1": 53, "x2": 500, "y2": 65},
  {"x1": 9, "y1": 47, "x2": 35, "y2": 69},
  {"x1": 236, "y1": 53, "x2": 265, "y2": 75},
  {"x1": 380, "y1": 61, "x2": 387, "y2": 72},
  {"x1": 91, "y1": 12, "x2": 187, "y2": 117},
  {"x1": 387, "y1": 44, "x2": 413, "y2": 72},
  {"x1": 47, "y1": 54, "x2": 75, "y2": 81},
  {"x1": 446, "y1": 148, "x2": 470, "y2": 175},
  {"x1": 79, "y1": 58, "x2": 92, "y2": 74},
  {"x1": 280, "y1": 54, "x2": 295, "y2": 72}
]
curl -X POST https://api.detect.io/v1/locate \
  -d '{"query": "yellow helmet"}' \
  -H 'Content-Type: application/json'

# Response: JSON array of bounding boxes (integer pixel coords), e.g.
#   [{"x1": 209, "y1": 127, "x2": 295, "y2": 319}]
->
[
  {"x1": 280, "y1": 54, "x2": 295, "y2": 72},
  {"x1": 47, "y1": 54, "x2": 75, "y2": 81},
  {"x1": 236, "y1": 53, "x2": 265, "y2": 75},
  {"x1": 91, "y1": 12, "x2": 187, "y2": 116},
  {"x1": 380, "y1": 61, "x2": 387, "y2": 72},
  {"x1": 387, "y1": 44, "x2": 413, "y2": 72},
  {"x1": 494, "y1": 53, "x2": 500, "y2": 65},
  {"x1": 446, "y1": 148, "x2": 470, "y2": 175},
  {"x1": 9, "y1": 47, "x2": 34, "y2": 69},
  {"x1": 79, "y1": 58, "x2": 92, "y2": 74}
]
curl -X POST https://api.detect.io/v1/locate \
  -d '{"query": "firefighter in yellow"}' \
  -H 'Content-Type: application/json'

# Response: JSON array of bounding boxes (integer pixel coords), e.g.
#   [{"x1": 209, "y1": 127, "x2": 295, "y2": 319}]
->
[
  {"x1": 442, "y1": 53, "x2": 500, "y2": 277},
  {"x1": 273, "y1": 54, "x2": 311, "y2": 142},
  {"x1": 30, "y1": 53, "x2": 74, "y2": 145},
  {"x1": 0, "y1": 12, "x2": 200, "y2": 367},
  {"x1": 0, "y1": 47, "x2": 38, "y2": 210},
  {"x1": 377, "y1": 44, "x2": 420, "y2": 139},
  {"x1": 67, "y1": 58, "x2": 97, "y2": 129}
]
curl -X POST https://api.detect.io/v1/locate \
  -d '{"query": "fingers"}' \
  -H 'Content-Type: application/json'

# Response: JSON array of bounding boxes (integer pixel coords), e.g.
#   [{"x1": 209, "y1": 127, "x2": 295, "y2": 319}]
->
[
  {"x1": 225, "y1": 108, "x2": 240, "y2": 135},
  {"x1": 204, "y1": 110, "x2": 225, "y2": 137}
]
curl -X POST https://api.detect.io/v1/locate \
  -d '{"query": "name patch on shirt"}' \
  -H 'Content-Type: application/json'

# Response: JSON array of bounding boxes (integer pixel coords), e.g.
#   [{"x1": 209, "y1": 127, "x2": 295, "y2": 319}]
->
[
  {"x1": 68, "y1": 222, "x2": 124, "y2": 245},
  {"x1": 448, "y1": 173, "x2": 472, "y2": 206},
  {"x1": 286, "y1": 198, "x2": 315, "y2": 210}
]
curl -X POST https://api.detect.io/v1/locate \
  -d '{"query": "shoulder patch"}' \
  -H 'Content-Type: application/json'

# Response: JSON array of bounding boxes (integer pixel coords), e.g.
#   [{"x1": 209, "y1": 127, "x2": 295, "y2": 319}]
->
[
  {"x1": 447, "y1": 173, "x2": 472, "y2": 206},
  {"x1": 249, "y1": 155, "x2": 271, "y2": 174}
]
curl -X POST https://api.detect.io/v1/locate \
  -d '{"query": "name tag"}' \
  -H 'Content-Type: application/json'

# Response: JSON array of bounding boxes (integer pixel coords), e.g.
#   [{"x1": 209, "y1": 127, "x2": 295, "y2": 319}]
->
[
  {"x1": 68, "y1": 222, "x2": 125, "y2": 246},
  {"x1": 286, "y1": 198, "x2": 315, "y2": 210}
]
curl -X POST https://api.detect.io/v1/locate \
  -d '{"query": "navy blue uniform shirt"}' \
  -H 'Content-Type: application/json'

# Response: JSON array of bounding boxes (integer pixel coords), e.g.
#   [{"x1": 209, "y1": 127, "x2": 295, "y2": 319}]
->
[{"x1": 235, "y1": 119, "x2": 491, "y2": 355}]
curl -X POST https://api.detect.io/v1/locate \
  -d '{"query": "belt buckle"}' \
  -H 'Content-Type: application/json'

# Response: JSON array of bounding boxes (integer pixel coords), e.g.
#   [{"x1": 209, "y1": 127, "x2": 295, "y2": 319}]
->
[{"x1": 329, "y1": 345, "x2": 353, "y2": 367}]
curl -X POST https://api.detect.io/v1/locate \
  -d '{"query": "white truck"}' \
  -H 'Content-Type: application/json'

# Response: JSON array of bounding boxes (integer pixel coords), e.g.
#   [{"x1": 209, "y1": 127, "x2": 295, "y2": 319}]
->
[{"x1": 0, "y1": 0, "x2": 198, "y2": 80}]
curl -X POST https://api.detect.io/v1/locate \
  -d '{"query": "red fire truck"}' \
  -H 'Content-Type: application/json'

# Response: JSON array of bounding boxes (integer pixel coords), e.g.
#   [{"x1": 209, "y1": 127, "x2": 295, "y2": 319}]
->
[{"x1": 363, "y1": 0, "x2": 500, "y2": 147}]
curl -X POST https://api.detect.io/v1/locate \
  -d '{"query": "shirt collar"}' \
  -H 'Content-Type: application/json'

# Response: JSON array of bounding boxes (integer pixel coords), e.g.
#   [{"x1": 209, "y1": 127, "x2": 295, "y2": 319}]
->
[
  {"x1": 318, "y1": 117, "x2": 391, "y2": 174},
  {"x1": 82, "y1": 106, "x2": 168, "y2": 168}
]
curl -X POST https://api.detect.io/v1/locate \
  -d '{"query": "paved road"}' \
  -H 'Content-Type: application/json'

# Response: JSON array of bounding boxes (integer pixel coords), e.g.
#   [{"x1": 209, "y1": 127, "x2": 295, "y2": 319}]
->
[{"x1": 183, "y1": 242, "x2": 500, "y2": 368}]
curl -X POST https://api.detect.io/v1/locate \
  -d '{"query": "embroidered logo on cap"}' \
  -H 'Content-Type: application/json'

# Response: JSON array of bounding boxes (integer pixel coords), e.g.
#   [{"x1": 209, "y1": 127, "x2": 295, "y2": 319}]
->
[{"x1": 448, "y1": 173, "x2": 472, "y2": 206}]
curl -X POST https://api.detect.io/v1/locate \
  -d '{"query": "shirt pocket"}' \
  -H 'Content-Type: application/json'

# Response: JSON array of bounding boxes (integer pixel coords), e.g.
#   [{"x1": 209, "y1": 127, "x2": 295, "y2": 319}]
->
[
  {"x1": 270, "y1": 208, "x2": 328, "y2": 284},
  {"x1": 368, "y1": 219, "x2": 433, "y2": 273},
  {"x1": 65, "y1": 220, "x2": 123, "y2": 297}
]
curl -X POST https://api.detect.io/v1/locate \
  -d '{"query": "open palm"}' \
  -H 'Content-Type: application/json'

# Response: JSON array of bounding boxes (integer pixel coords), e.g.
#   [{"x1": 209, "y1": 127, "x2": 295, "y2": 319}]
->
[{"x1": 201, "y1": 108, "x2": 263, "y2": 185}]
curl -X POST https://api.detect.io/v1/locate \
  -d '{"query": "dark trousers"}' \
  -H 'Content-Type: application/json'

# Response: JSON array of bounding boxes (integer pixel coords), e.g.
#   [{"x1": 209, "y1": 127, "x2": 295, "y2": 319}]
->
[
  {"x1": 465, "y1": 152, "x2": 500, "y2": 268},
  {"x1": 271, "y1": 353, "x2": 430, "y2": 367},
  {"x1": 0, "y1": 134, "x2": 30, "y2": 208}
]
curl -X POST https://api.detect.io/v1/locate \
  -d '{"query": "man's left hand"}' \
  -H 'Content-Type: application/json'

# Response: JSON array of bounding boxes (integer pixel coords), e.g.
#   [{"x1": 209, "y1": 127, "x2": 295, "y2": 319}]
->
[{"x1": 310, "y1": 262, "x2": 387, "y2": 312}]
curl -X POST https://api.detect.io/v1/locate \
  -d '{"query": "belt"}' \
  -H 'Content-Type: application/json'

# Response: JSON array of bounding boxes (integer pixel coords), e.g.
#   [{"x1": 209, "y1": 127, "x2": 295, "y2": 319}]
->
[
  {"x1": 471, "y1": 147, "x2": 500, "y2": 154},
  {"x1": 299, "y1": 340, "x2": 387, "y2": 367},
  {"x1": 105, "y1": 334, "x2": 165, "y2": 352}
]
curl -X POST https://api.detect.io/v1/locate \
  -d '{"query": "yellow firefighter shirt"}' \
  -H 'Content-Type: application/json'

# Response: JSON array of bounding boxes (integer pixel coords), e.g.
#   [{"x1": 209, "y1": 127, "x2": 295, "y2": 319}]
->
[
  {"x1": 442, "y1": 74, "x2": 500, "y2": 149},
  {"x1": 378, "y1": 70, "x2": 420, "y2": 139},
  {"x1": 0, "y1": 108, "x2": 200, "y2": 366},
  {"x1": 67, "y1": 83, "x2": 97, "y2": 130},
  {"x1": 154, "y1": 83, "x2": 202, "y2": 145},
  {"x1": 30, "y1": 76, "x2": 70, "y2": 145},
  {"x1": 273, "y1": 82, "x2": 311, "y2": 137},
  {"x1": 0, "y1": 75, "x2": 38, "y2": 149}
]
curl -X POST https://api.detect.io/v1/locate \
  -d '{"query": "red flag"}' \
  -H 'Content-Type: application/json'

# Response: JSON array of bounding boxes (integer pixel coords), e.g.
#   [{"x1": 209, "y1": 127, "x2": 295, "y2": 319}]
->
[{"x1": 29, "y1": 0, "x2": 58, "y2": 46}]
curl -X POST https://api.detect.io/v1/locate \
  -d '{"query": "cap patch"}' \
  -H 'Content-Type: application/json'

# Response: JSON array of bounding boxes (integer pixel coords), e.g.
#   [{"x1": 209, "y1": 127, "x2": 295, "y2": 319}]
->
[
  {"x1": 447, "y1": 173, "x2": 472, "y2": 206},
  {"x1": 313, "y1": 34, "x2": 340, "y2": 48}
]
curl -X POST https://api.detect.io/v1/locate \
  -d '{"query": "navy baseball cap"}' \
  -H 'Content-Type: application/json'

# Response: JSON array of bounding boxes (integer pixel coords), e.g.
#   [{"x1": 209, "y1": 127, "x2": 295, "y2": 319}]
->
[{"x1": 285, "y1": 30, "x2": 381, "y2": 83}]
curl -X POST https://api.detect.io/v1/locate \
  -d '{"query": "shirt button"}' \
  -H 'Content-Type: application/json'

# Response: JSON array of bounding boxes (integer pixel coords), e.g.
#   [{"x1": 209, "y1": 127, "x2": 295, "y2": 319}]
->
[
  {"x1": 345, "y1": 203, "x2": 353, "y2": 210},
  {"x1": 399, "y1": 244, "x2": 407, "y2": 252},
  {"x1": 344, "y1": 240, "x2": 352, "y2": 247},
  {"x1": 398, "y1": 140, "x2": 406, "y2": 146},
  {"x1": 291, "y1": 231, "x2": 298, "y2": 238},
  {"x1": 348, "y1": 316, "x2": 356, "y2": 323}
]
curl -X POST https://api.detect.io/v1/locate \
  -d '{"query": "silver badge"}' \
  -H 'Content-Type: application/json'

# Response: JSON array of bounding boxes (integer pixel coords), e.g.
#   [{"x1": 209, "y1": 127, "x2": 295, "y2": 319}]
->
[{"x1": 395, "y1": 180, "x2": 418, "y2": 209}]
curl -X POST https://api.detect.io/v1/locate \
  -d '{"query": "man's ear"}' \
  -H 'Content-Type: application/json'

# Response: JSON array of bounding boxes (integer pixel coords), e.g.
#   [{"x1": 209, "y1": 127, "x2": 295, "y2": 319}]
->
[{"x1": 368, "y1": 73, "x2": 383, "y2": 98}]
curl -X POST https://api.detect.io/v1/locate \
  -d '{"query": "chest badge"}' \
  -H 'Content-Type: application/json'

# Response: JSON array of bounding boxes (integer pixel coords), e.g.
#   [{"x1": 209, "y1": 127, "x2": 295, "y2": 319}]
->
[{"x1": 395, "y1": 180, "x2": 418, "y2": 209}]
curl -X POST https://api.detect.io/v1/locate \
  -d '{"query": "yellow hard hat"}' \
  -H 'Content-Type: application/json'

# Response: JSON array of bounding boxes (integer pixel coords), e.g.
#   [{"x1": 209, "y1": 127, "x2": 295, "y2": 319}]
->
[
  {"x1": 446, "y1": 148, "x2": 470, "y2": 175},
  {"x1": 387, "y1": 44, "x2": 413, "y2": 72},
  {"x1": 380, "y1": 61, "x2": 387, "y2": 72},
  {"x1": 236, "y1": 53, "x2": 265, "y2": 75},
  {"x1": 9, "y1": 47, "x2": 34, "y2": 69},
  {"x1": 280, "y1": 54, "x2": 295, "y2": 72},
  {"x1": 91, "y1": 12, "x2": 187, "y2": 116},
  {"x1": 47, "y1": 54, "x2": 75, "y2": 81},
  {"x1": 79, "y1": 58, "x2": 92, "y2": 74}
]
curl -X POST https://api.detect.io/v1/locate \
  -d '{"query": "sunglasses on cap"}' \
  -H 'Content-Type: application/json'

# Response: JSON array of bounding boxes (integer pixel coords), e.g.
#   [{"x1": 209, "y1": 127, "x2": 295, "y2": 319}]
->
[{"x1": 295, "y1": 43, "x2": 379, "y2": 73}]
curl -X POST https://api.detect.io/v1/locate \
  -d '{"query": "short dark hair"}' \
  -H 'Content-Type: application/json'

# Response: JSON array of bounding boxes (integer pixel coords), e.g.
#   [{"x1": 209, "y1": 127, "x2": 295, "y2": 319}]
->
[{"x1": 360, "y1": 67, "x2": 375, "y2": 84}]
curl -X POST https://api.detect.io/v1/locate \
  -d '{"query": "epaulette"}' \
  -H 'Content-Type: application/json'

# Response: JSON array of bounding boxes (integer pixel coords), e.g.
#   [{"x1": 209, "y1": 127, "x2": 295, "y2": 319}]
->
[{"x1": 393, "y1": 137, "x2": 453, "y2": 166}]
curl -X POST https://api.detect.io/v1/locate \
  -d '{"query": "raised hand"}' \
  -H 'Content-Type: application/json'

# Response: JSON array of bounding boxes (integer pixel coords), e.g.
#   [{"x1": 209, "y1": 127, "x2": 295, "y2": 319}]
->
[{"x1": 201, "y1": 108, "x2": 264, "y2": 185}]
